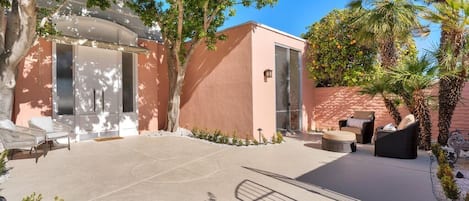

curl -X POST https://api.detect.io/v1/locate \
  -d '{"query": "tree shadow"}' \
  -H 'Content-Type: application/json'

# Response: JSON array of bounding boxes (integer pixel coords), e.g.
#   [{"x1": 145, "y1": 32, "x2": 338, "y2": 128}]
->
[
  {"x1": 234, "y1": 179, "x2": 296, "y2": 201},
  {"x1": 13, "y1": 39, "x2": 53, "y2": 126}
]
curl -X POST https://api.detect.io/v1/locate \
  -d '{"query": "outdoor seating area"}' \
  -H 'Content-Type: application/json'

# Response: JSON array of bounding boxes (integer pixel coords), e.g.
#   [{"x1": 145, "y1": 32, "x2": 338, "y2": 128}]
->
[
  {"x1": 339, "y1": 111, "x2": 375, "y2": 144},
  {"x1": 0, "y1": 119, "x2": 46, "y2": 156}
]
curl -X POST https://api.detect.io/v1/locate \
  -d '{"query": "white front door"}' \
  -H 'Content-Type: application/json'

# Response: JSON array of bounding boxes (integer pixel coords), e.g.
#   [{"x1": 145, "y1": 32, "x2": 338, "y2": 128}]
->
[{"x1": 75, "y1": 46, "x2": 121, "y2": 138}]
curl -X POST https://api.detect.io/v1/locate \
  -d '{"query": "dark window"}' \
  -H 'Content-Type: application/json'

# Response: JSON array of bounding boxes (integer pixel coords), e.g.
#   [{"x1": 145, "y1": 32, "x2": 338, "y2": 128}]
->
[
  {"x1": 122, "y1": 53, "x2": 134, "y2": 112},
  {"x1": 56, "y1": 44, "x2": 73, "y2": 115}
]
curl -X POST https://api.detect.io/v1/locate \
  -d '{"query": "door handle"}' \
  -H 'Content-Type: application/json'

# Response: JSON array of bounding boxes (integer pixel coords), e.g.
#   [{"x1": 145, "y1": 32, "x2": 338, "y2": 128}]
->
[
  {"x1": 93, "y1": 89, "x2": 96, "y2": 112},
  {"x1": 102, "y1": 90, "x2": 105, "y2": 112}
]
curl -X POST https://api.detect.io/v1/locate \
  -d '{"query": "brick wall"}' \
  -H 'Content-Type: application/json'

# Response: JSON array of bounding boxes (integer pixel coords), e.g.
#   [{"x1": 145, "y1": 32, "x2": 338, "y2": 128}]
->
[{"x1": 310, "y1": 83, "x2": 469, "y2": 139}]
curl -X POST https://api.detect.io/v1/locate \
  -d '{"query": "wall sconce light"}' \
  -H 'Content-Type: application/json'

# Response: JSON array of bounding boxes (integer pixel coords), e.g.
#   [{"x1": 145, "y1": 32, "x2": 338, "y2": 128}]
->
[{"x1": 264, "y1": 69, "x2": 272, "y2": 82}]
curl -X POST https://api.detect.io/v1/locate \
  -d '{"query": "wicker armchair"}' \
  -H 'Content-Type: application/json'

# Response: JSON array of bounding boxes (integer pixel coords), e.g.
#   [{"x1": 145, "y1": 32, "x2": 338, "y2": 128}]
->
[
  {"x1": 339, "y1": 111, "x2": 375, "y2": 144},
  {"x1": 0, "y1": 119, "x2": 46, "y2": 154},
  {"x1": 29, "y1": 117, "x2": 72, "y2": 150},
  {"x1": 374, "y1": 121, "x2": 419, "y2": 159}
]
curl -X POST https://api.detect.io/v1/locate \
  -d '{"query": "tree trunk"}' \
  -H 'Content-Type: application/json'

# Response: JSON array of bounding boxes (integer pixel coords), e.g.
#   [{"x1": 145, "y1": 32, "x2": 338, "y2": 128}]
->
[
  {"x1": 0, "y1": 68, "x2": 15, "y2": 119},
  {"x1": 436, "y1": 26, "x2": 465, "y2": 145},
  {"x1": 380, "y1": 39, "x2": 397, "y2": 69},
  {"x1": 437, "y1": 76, "x2": 465, "y2": 145},
  {"x1": 383, "y1": 97, "x2": 402, "y2": 125},
  {"x1": 0, "y1": 0, "x2": 37, "y2": 121},
  {"x1": 166, "y1": 68, "x2": 186, "y2": 132},
  {"x1": 414, "y1": 90, "x2": 432, "y2": 150}
]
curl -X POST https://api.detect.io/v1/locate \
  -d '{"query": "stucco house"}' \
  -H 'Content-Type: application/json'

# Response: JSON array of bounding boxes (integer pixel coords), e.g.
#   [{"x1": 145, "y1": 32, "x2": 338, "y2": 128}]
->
[{"x1": 12, "y1": 2, "x2": 314, "y2": 142}]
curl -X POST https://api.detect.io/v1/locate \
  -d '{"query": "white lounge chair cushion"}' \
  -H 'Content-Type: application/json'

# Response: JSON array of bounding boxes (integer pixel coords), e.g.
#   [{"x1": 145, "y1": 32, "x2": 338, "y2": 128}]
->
[
  {"x1": 0, "y1": 119, "x2": 15, "y2": 131},
  {"x1": 47, "y1": 131, "x2": 69, "y2": 139},
  {"x1": 397, "y1": 114, "x2": 415, "y2": 130},
  {"x1": 30, "y1": 117, "x2": 54, "y2": 132},
  {"x1": 383, "y1": 123, "x2": 397, "y2": 131},
  {"x1": 347, "y1": 118, "x2": 369, "y2": 129}
]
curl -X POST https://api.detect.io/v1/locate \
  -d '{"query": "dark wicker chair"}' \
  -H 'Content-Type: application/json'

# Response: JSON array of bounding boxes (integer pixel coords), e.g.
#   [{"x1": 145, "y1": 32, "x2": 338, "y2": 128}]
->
[
  {"x1": 339, "y1": 111, "x2": 375, "y2": 144},
  {"x1": 374, "y1": 121, "x2": 419, "y2": 159}
]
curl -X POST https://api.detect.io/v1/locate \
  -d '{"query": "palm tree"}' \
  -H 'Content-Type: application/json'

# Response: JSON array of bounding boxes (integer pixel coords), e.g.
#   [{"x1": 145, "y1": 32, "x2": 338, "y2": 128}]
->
[
  {"x1": 422, "y1": 0, "x2": 469, "y2": 145},
  {"x1": 360, "y1": 74, "x2": 403, "y2": 125},
  {"x1": 348, "y1": 0, "x2": 427, "y2": 69},
  {"x1": 390, "y1": 55, "x2": 437, "y2": 150}
]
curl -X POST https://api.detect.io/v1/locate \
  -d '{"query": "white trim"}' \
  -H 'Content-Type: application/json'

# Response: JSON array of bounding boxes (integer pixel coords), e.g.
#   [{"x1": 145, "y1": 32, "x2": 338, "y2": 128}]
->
[{"x1": 218, "y1": 21, "x2": 306, "y2": 43}]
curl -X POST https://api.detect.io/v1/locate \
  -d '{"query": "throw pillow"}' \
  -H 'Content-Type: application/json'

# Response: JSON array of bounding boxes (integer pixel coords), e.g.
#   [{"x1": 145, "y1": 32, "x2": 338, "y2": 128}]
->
[
  {"x1": 347, "y1": 118, "x2": 370, "y2": 129},
  {"x1": 397, "y1": 114, "x2": 415, "y2": 130},
  {"x1": 0, "y1": 119, "x2": 15, "y2": 131},
  {"x1": 382, "y1": 123, "x2": 397, "y2": 131}
]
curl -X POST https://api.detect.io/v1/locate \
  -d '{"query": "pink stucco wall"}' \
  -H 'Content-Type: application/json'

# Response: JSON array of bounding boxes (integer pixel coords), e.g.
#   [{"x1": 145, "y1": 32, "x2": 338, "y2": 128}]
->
[
  {"x1": 180, "y1": 23, "x2": 254, "y2": 138},
  {"x1": 250, "y1": 23, "x2": 310, "y2": 140},
  {"x1": 137, "y1": 39, "x2": 166, "y2": 132},
  {"x1": 309, "y1": 85, "x2": 469, "y2": 140},
  {"x1": 13, "y1": 38, "x2": 53, "y2": 126}
]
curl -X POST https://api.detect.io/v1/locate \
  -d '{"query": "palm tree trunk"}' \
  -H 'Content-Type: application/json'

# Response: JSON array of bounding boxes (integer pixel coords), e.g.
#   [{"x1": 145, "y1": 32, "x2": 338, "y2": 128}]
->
[
  {"x1": 437, "y1": 76, "x2": 465, "y2": 145},
  {"x1": 436, "y1": 27, "x2": 466, "y2": 145},
  {"x1": 414, "y1": 90, "x2": 432, "y2": 150},
  {"x1": 380, "y1": 39, "x2": 398, "y2": 69},
  {"x1": 383, "y1": 97, "x2": 401, "y2": 125}
]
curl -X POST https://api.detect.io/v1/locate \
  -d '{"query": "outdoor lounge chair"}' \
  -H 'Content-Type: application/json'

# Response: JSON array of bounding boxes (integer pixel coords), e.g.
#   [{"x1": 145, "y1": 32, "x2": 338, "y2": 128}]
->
[
  {"x1": 339, "y1": 111, "x2": 375, "y2": 144},
  {"x1": 374, "y1": 115, "x2": 419, "y2": 159},
  {"x1": 0, "y1": 119, "x2": 46, "y2": 155},
  {"x1": 29, "y1": 117, "x2": 72, "y2": 150}
]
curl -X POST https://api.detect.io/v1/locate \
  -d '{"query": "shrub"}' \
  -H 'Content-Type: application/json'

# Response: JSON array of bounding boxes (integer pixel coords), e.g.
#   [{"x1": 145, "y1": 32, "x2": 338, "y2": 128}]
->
[
  {"x1": 441, "y1": 175, "x2": 459, "y2": 200},
  {"x1": 253, "y1": 139, "x2": 259, "y2": 145},
  {"x1": 22, "y1": 193, "x2": 63, "y2": 201},
  {"x1": 191, "y1": 127, "x2": 200, "y2": 138},
  {"x1": 276, "y1": 132, "x2": 284, "y2": 143},
  {"x1": 237, "y1": 140, "x2": 244, "y2": 146},
  {"x1": 232, "y1": 135, "x2": 238, "y2": 145},
  {"x1": 222, "y1": 135, "x2": 229, "y2": 144},
  {"x1": 437, "y1": 163, "x2": 453, "y2": 179},
  {"x1": 431, "y1": 144, "x2": 442, "y2": 157},
  {"x1": 214, "y1": 130, "x2": 222, "y2": 143},
  {"x1": 0, "y1": 150, "x2": 8, "y2": 174},
  {"x1": 262, "y1": 135, "x2": 268, "y2": 145},
  {"x1": 245, "y1": 136, "x2": 250, "y2": 146},
  {"x1": 438, "y1": 151, "x2": 448, "y2": 164},
  {"x1": 271, "y1": 134, "x2": 276, "y2": 144}
]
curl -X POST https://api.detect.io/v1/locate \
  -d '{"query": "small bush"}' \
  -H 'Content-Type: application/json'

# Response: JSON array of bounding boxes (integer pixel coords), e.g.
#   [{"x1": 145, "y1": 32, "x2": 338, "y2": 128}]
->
[
  {"x1": 0, "y1": 150, "x2": 8, "y2": 174},
  {"x1": 245, "y1": 136, "x2": 250, "y2": 146},
  {"x1": 431, "y1": 144, "x2": 442, "y2": 157},
  {"x1": 438, "y1": 151, "x2": 448, "y2": 164},
  {"x1": 271, "y1": 134, "x2": 276, "y2": 144},
  {"x1": 253, "y1": 139, "x2": 259, "y2": 145},
  {"x1": 222, "y1": 135, "x2": 229, "y2": 144},
  {"x1": 437, "y1": 163, "x2": 453, "y2": 179},
  {"x1": 276, "y1": 132, "x2": 284, "y2": 143},
  {"x1": 232, "y1": 135, "x2": 238, "y2": 145},
  {"x1": 441, "y1": 175, "x2": 460, "y2": 200},
  {"x1": 262, "y1": 135, "x2": 268, "y2": 145},
  {"x1": 237, "y1": 140, "x2": 244, "y2": 146},
  {"x1": 22, "y1": 193, "x2": 63, "y2": 201}
]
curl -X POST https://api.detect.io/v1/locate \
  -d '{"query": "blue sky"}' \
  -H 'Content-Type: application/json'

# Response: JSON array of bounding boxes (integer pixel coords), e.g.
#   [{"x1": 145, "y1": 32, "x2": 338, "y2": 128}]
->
[{"x1": 221, "y1": 0, "x2": 441, "y2": 55}]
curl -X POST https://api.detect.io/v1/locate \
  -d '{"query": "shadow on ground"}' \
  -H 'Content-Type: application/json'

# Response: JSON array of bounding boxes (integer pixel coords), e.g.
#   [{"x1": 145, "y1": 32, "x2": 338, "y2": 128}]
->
[{"x1": 286, "y1": 133, "x2": 436, "y2": 201}]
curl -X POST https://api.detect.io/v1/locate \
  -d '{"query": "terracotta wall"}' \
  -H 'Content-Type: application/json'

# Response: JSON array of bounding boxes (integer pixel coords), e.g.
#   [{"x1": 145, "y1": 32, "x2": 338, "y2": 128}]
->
[
  {"x1": 180, "y1": 23, "x2": 254, "y2": 137},
  {"x1": 137, "y1": 39, "x2": 167, "y2": 132},
  {"x1": 250, "y1": 23, "x2": 310, "y2": 140},
  {"x1": 309, "y1": 85, "x2": 469, "y2": 139},
  {"x1": 13, "y1": 38, "x2": 53, "y2": 126}
]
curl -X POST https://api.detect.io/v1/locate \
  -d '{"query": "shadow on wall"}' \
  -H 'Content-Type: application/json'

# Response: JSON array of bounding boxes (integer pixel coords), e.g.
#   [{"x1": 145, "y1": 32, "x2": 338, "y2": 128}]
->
[
  {"x1": 181, "y1": 25, "x2": 252, "y2": 106},
  {"x1": 311, "y1": 87, "x2": 409, "y2": 131},
  {"x1": 178, "y1": 24, "x2": 253, "y2": 134},
  {"x1": 13, "y1": 39, "x2": 53, "y2": 126},
  {"x1": 138, "y1": 41, "x2": 162, "y2": 131},
  {"x1": 302, "y1": 44, "x2": 316, "y2": 131}
]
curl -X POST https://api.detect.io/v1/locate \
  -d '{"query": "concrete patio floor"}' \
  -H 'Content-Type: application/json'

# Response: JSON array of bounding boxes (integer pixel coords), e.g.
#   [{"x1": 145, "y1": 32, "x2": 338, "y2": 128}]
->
[{"x1": 0, "y1": 134, "x2": 435, "y2": 201}]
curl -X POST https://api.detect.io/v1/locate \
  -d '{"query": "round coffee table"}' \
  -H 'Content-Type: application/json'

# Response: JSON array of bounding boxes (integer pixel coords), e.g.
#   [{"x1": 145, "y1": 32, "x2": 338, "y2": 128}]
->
[{"x1": 322, "y1": 130, "x2": 357, "y2": 153}]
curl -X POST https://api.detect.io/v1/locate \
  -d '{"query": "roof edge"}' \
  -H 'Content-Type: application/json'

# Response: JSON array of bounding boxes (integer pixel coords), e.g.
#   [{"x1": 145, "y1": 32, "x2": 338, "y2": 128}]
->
[{"x1": 218, "y1": 21, "x2": 306, "y2": 43}]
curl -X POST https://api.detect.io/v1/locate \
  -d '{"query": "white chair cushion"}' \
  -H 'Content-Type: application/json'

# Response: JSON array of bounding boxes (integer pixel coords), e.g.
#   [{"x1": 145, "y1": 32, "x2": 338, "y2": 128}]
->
[
  {"x1": 30, "y1": 117, "x2": 54, "y2": 132},
  {"x1": 383, "y1": 123, "x2": 397, "y2": 131},
  {"x1": 0, "y1": 119, "x2": 15, "y2": 131},
  {"x1": 347, "y1": 118, "x2": 369, "y2": 129},
  {"x1": 46, "y1": 131, "x2": 69, "y2": 139},
  {"x1": 397, "y1": 114, "x2": 415, "y2": 130}
]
